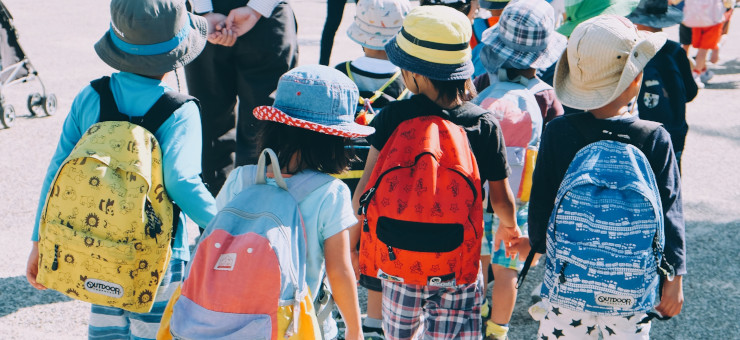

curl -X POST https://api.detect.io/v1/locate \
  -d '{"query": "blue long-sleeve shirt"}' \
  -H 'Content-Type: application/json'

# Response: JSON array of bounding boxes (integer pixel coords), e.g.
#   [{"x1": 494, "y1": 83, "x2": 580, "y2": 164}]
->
[
  {"x1": 527, "y1": 114, "x2": 687, "y2": 276},
  {"x1": 33, "y1": 72, "x2": 217, "y2": 262}
]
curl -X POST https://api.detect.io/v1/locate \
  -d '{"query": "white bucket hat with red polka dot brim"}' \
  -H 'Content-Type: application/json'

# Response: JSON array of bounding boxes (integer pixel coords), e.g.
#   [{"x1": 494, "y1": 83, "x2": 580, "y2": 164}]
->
[{"x1": 253, "y1": 65, "x2": 375, "y2": 138}]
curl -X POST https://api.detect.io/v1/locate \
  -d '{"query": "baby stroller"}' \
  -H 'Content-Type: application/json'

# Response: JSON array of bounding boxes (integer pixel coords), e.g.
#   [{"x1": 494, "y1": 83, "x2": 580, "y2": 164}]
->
[{"x1": 0, "y1": 0, "x2": 56, "y2": 128}]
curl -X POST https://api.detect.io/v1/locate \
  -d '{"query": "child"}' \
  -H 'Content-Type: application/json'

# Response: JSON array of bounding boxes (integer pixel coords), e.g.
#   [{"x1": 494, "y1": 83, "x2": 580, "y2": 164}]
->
[
  {"x1": 528, "y1": 15, "x2": 685, "y2": 339},
  {"x1": 470, "y1": 1, "x2": 564, "y2": 338},
  {"x1": 338, "y1": 0, "x2": 410, "y2": 121},
  {"x1": 474, "y1": 0, "x2": 566, "y2": 126},
  {"x1": 628, "y1": 0, "x2": 699, "y2": 170},
  {"x1": 216, "y1": 65, "x2": 368, "y2": 340},
  {"x1": 682, "y1": 0, "x2": 726, "y2": 87},
  {"x1": 337, "y1": 0, "x2": 410, "y2": 337},
  {"x1": 353, "y1": 6, "x2": 521, "y2": 339},
  {"x1": 25, "y1": 0, "x2": 217, "y2": 339},
  {"x1": 471, "y1": 0, "x2": 511, "y2": 78}
]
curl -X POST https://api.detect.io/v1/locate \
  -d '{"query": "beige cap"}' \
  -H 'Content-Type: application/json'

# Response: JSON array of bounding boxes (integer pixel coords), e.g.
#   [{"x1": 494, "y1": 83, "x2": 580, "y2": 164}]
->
[{"x1": 554, "y1": 15, "x2": 666, "y2": 110}]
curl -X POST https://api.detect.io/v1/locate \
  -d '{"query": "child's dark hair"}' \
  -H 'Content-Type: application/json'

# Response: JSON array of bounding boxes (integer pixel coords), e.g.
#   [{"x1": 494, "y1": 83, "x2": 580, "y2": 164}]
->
[
  {"x1": 429, "y1": 78, "x2": 478, "y2": 103},
  {"x1": 420, "y1": 0, "x2": 472, "y2": 16},
  {"x1": 255, "y1": 121, "x2": 354, "y2": 174}
]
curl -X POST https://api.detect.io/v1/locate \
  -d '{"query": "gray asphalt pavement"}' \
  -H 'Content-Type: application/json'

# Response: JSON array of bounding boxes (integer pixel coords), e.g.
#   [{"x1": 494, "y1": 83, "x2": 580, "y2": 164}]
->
[{"x1": 0, "y1": 1, "x2": 738, "y2": 339}]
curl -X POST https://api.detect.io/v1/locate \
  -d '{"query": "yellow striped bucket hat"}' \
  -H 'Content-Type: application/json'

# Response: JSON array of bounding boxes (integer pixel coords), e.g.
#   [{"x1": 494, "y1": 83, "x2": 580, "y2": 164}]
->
[{"x1": 384, "y1": 6, "x2": 474, "y2": 80}]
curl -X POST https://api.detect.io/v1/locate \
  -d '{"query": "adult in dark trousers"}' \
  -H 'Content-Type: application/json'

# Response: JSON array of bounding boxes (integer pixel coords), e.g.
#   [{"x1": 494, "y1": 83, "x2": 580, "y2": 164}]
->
[
  {"x1": 187, "y1": 0, "x2": 298, "y2": 195},
  {"x1": 320, "y1": 0, "x2": 348, "y2": 65}
]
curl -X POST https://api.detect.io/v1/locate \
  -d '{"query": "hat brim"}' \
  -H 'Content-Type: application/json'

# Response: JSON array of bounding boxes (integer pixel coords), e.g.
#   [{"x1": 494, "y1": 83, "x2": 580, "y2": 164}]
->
[
  {"x1": 480, "y1": 26, "x2": 567, "y2": 71},
  {"x1": 385, "y1": 36, "x2": 474, "y2": 81},
  {"x1": 253, "y1": 106, "x2": 375, "y2": 138},
  {"x1": 346, "y1": 22, "x2": 397, "y2": 50},
  {"x1": 626, "y1": 7, "x2": 684, "y2": 29},
  {"x1": 479, "y1": 1, "x2": 509, "y2": 10},
  {"x1": 554, "y1": 31, "x2": 667, "y2": 110},
  {"x1": 94, "y1": 12, "x2": 207, "y2": 76},
  {"x1": 556, "y1": 0, "x2": 639, "y2": 37}
]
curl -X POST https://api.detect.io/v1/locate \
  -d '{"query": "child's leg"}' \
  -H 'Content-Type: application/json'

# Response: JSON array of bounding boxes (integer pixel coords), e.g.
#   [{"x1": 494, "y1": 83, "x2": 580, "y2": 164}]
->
[
  {"x1": 364, "y1": 288, "x2": 385, "y2": 338},
  {"x1": 489, "y1": 264, "x2": 517, "y2": 324},
  {"x1": 88, "y1": 305, "x2": 130, "y2": 339},
  {"x1": 537, "y1": 303, "x2": 599, "y2": 340},
  {"x1": 596, "y1": 313, "x2": 652, "y2": 340},
  {"x1": 88, "y1": 259, "x2": 185, "y2": 340},
  {"x1": 420, "y1": 271, "x2": 484, "y2": 340},
  {"x1": 382, "y1": 282, "x2": 424, "y2": 340},
  {"x1": 679, "y1": 23, "x2": 692, "y2": 56}
]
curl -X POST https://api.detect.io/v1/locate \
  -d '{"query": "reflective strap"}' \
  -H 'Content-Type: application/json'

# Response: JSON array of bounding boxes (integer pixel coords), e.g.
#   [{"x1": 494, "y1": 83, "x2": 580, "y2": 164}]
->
[{"x1": 109, "y1": 17, "x2": 192, "y2": 56}]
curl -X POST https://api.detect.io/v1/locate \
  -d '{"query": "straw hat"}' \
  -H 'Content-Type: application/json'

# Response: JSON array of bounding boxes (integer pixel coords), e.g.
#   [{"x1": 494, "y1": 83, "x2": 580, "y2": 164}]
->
[
  {"x1": 554, "y1": 15, "x2": 666, "y2": 110},
  {"x1": 385, "y1": 6, "x2": 474, "y2": 80}
]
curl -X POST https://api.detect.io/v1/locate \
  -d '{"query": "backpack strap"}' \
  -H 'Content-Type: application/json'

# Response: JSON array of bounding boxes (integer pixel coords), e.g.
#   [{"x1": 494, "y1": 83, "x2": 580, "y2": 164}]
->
[
  {"x1": 565, "y1": 112, "x2": 662, "y2": 149},
  {"x1": 90, "y1": 76, "x2": 197, "y2": 134},
  {"x1": 89, "y1": 76, "x2": 192, "y2": 244},
  {"x1": 345, "y1": 61, "x2": 403, "y2": 106},
  {"x1": 249, "y1": 148, "x2": 335, "y2": 202}
]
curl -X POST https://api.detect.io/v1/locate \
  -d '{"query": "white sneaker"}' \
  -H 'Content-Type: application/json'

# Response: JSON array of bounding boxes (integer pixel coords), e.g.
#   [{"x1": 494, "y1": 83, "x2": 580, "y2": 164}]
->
[
  {"x1": 528, "y1": 300, "x2": 549, "y2": 321},
  {"x1": 693, "y1": 72, "x2": 705, "y2": 89},
  {"x1": 700, "y1": 70, "x2": 714, "y2": 84}
]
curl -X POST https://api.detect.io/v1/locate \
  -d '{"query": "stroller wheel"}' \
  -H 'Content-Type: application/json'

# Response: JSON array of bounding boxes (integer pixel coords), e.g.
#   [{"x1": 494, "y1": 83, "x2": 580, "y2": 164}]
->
[
  {"x1": 27, "y1": 92, "x2": 43, "y2": 116},
  {"x1": 1, "y1": 104, "x2": 16, "y2": 128},
  {"x1": 43, "y1": 94, "x2": 57, "y2": 116}
]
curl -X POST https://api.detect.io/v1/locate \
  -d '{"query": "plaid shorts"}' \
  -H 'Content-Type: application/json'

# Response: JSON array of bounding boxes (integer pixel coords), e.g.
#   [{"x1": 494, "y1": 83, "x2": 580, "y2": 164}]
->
[
  {"x1": 381, "y1": 270, "x2": 484, "y2": 340},
  {"x1": 88, "y1": 259, "x2": 184, "y2": 340},
  {"x1": 482, "y1": 203, "x2": 529, "y2": 271}
]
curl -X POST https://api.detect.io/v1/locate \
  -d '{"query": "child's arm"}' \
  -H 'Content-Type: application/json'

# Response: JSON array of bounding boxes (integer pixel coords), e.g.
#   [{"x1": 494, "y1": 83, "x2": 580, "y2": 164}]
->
[
  {"x1": 28, "y1": 88, "x2": 92, "y2": 288},
  {"x1": 157, "y1": 102, "x2": 217, "y2": 228},
  {"x1": 350, "y1": 147, "x2": 380, "y2": 276},
  {"x1": 324, "y1": 229, "x2": 364, "y2": 340},
  {"x1": 488, "y1": 178, "x2": 522, "y2": 259}
]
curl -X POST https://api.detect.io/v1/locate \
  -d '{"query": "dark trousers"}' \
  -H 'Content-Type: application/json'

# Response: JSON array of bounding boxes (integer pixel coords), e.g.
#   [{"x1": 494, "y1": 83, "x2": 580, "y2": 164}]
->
[
  {"x1": 319, "y1": 0, "x2": 347, "y2": 65},
  {"x1": 185, "y1": 1, "x2": 298, "y2": 195}
]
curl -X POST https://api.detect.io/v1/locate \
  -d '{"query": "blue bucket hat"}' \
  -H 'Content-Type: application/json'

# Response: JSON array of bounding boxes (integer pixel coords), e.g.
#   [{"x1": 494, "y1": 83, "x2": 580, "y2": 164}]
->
[
  {"x1": 480, "y1": 0, "x2": 567, "y2": 72},
  {"x1": 253, "y1": 65, "x2": 375, "y2": 138}
]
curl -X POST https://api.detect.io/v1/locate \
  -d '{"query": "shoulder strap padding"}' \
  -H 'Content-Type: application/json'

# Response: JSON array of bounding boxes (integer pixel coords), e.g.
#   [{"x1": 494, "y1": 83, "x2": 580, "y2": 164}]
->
[
  {"x1": 90, "y1": 76, "x2": 198, "y2": 135},
  {"x1": 239, "y1": 165, "x2": 335, "y2": 203},
  {"x1": 566, "y1": 112, "x2": 662, "y2": 149}
]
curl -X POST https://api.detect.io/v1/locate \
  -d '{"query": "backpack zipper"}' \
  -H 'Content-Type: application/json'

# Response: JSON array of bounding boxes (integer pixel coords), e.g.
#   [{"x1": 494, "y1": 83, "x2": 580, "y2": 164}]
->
[
  {"x1": 51, "y1": 244, "x2": 59, "y2": 271},
  {"x1": 558, "y1": 261, "x2": 568, "y2": 284},
  {"x1": 387, "y1": 245, "x2": 397, "y2": 261}
]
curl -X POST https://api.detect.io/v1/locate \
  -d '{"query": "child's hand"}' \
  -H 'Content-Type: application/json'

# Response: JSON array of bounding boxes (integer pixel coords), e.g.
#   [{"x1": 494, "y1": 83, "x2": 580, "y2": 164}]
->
[
  {"x1": 203, "y1": 12, "x2": 237, "y2": 46},
  {"x1": 493, "y1": 224, "x2": 522, "y2": 259},
  {"x1": 509, "y1": 236, "x2": 531, "y2": 257},
  {"x1": 226, "y1": 6, "x2": 262, "y2": 38},
  {"x1": 656, "y1": 275, "x2": 684, "y2": 317},
  {"x1": 26, "y1": 242, "x2": 46, "y2": 290}
]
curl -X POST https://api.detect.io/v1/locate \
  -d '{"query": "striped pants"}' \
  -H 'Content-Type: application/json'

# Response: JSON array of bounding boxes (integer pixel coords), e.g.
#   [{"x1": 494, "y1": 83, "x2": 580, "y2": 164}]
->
[{"x1": 88, "y1": 260, "x2": 184, "y2": 340}]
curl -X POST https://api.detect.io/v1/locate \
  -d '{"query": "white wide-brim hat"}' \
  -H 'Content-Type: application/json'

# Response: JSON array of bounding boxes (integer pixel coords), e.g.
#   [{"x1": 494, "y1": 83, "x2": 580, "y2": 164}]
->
[{"x1": 554, "y1": 15, "x2": 666, "y2": 110}]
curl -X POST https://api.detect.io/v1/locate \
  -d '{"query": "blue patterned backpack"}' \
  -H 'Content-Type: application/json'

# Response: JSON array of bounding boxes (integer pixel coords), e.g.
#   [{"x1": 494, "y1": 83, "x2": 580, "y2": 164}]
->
[{"x1": 538, "y1": 113, "x2": 675, "y2": 315}]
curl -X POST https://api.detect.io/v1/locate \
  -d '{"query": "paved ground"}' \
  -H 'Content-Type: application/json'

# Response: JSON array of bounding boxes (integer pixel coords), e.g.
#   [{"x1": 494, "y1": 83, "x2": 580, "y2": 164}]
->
[{"x1": 0, "y1": 0, "x2": 738, "y2": 339}]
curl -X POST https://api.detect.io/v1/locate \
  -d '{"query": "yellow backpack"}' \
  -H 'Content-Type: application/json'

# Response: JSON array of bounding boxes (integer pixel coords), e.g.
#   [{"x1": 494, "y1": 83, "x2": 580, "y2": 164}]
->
[{"x1": 37, "y1": 77, "x2": 191, "y2": 313}]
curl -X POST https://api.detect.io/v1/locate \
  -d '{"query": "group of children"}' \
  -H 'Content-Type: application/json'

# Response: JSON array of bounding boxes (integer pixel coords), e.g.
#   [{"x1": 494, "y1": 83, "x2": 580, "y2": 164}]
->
[{"x1": 25, "y1": 0, "x2": 695, "y2": 339}]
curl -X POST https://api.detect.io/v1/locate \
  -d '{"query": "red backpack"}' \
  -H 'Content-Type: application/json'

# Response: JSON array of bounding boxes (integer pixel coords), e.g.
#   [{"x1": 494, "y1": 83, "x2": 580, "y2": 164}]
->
[{"x1": 358, "y1": 115, "x2": 483, "y2": 286}]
